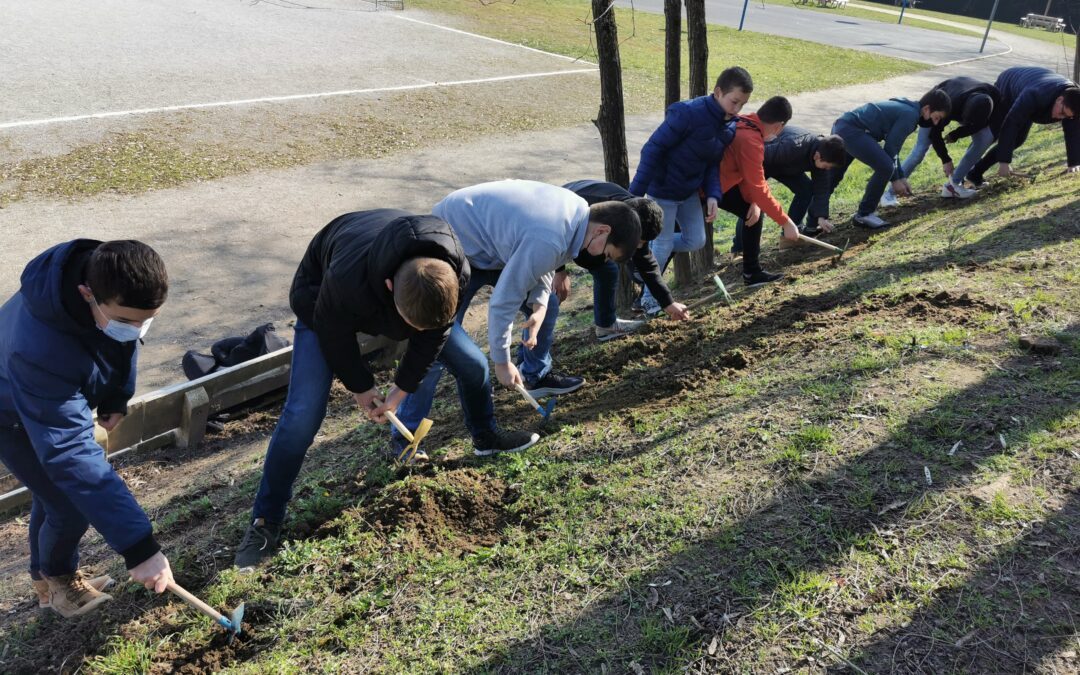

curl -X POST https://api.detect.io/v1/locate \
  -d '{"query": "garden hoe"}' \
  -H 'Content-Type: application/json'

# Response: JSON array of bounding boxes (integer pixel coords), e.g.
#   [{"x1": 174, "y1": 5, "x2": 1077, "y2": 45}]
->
[
  {"x1": 514, "y1": 383, "x2": 556, "y2": 422},
  {"x1": 385, "y1": 410, "x2": 433, "y2": 464},
  {"x1": 797, "y1": 234, "x2": 849, "y2": 264},
  {"x1": 166, "y1": 581, "x2": 244, "y2": 644},
  {"x1": 686, "y1": 275, "x2": 734, "y2": 312}
]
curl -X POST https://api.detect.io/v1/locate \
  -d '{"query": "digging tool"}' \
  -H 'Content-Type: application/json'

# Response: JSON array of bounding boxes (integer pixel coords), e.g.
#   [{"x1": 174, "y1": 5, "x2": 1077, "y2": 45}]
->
[
  {"x1": 686, "y1": 275, "x2": 735, "y2": 312},
  {"x1": 514, "y1": 383, "x2": 556, "y2": 421},
  {"x1": 166, "y1": 582, "x2": 244, "y2": 644},
  {"x1": 797, "y1": 234, "x2": 849, "y2": 262},
  {"x1": 385, "y1": 410, "x2": 433, "y2": 463}
]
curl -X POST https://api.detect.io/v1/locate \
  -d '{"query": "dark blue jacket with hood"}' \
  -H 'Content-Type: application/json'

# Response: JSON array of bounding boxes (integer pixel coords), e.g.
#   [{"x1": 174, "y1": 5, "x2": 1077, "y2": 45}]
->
[
  {"x1": 0, "y1": 240, "x2": 159, "y2": 569},
  {"x1": 994, "y1": 67, "x2": 1080, "y2": 166},
  {"x1": 629, "y1": 94, "x2": 736, "y2": 202}
]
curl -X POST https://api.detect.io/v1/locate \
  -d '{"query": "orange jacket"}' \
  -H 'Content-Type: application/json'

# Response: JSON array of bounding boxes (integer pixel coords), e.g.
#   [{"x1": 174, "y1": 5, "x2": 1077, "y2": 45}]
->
[{"x1": 718, "y1": 113, "x2": 787, "y2": 224}]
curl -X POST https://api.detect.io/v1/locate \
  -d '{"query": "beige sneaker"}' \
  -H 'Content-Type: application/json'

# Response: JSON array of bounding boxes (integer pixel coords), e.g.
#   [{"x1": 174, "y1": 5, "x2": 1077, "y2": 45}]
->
[
  {"x1": 33, "y1": 573, "x2": 115, "y2": 608},
  {"x1": 43, "y1": 571, "x2": 114, "y2": 617}
]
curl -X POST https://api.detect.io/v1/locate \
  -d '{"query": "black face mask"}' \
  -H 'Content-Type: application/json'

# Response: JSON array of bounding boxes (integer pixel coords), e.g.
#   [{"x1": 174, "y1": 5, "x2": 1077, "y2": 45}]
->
[
  {"x1": 917, "y1": 116, "x2": 936, "y2": 128},
  {"x1": 573, "y1": 249, "x2": 606, "y2": 269}
]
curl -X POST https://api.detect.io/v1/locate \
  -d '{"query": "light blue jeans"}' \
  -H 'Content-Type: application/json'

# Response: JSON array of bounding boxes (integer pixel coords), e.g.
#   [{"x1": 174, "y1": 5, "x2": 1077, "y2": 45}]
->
[
  {"x1": 643, "y1": 195, "x2": 705, "y2": 305},
  {"x1": 889, "y1": 125, "x2": 996, "y2": 191}
]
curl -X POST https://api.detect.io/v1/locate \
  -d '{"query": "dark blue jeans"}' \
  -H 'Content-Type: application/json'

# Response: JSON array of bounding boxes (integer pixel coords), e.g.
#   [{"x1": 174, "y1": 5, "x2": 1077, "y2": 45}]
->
[
  {"x1": 587, "y1": 260, "x2": 620, "y2": 328},
  {"x1": 831, "y1": 118, "x2": 901, "y2": 217},
  {"x1": 395, "y1": 268, "x2": 559, "y2": 444},
  {"x1": 0, "y1": 424, "x2": 89, "y2": 578},
  {"x1": 732, "y1": 172, "x2": 813, "y2": 253}
]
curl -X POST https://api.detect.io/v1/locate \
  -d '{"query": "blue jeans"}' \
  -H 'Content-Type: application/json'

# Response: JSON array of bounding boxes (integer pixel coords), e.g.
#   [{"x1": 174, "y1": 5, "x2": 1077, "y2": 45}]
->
[
  {"x1": 252, "y1": 319, "x2": 334, "y2": 524},
  {"x1": 394, "y1": 268, "x2": 556, "y2": 444},
  {"x1": 952, "y1": 127, "x2": 995, "y2": 184},
  {"x1": 588, "y1": 260, "x2": 620, "y2": 328},
  {"x1": 643, "y1": 195, "x2": 706, "y2": 305},
  {"x1": 0, "y1": 424, "x2": 89, "y2": 577},
  {"x1": 831, "y1": 119, "x2": 900, "y2": 217},
  {"x1": 732, "y1": 172, "x2": 813, "y2": 252}
]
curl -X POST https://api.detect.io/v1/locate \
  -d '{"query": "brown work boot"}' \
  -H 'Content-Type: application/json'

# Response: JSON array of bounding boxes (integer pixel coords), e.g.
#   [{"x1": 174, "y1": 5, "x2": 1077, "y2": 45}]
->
[
  {"x1": 33, "y1": 572, "x2": 115, "y2": 608},
  {"x1": 43, "y1": 571, "x2": 114, "y2": 617}
]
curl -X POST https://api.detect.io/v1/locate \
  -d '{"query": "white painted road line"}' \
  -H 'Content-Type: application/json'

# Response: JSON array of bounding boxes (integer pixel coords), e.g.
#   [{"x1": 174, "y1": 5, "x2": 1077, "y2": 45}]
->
[{"x1": 0, "y1": 68, "x2": 598, "y2": 130}]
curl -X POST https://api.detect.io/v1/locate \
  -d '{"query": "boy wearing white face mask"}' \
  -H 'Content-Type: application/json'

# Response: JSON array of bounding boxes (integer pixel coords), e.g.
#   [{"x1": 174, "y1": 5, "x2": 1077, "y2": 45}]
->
[
  {"x1": 0, "y1": 240, "x2": 175, "y2": 618},
  {"x1": 708, "y1": 95, "x2": 801, "y2": 287}
]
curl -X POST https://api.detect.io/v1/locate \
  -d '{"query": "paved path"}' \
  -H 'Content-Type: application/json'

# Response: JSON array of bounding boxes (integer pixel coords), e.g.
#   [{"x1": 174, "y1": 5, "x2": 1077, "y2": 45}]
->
[
  {"x1": 619, "y1": 0, "x2": 1009, "y2": 64},
  {"x1": 0, "y1": 4, "x2": 1069, "y2": 392}
]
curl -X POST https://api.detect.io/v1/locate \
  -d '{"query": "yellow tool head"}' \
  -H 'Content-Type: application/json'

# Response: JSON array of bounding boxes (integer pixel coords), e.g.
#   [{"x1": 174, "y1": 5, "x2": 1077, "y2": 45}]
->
[{"x1": 412, "y1": 418, "x2": 434, "y2": 445}]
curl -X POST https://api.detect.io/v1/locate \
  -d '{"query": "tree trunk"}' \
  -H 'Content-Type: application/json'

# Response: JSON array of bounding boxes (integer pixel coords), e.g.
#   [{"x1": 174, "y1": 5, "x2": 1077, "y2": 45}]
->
[
  {"x1": 591, "y1": 0, "x2": 635, "y2": 311},
  {"x1": 664, "y1": 0, "x2": 681, "y2": 107},
  {"x1": 674, "y1": 0, "x2": 713, "y2": 289},
  {"x1": 1075, "y1": 29, "x2": 1079, "y2": 84}
]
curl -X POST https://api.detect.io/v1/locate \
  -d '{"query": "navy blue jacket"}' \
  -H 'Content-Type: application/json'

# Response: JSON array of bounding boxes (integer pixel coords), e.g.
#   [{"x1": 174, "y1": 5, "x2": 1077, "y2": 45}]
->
[
  {"x1": 994, "y1": 67, "x2": 1080, "y2": 166},
  {"x1": 0, "y1": 240, "x2": 159, "y2": 569},
  {"x1": 629, "y1": 94, "x2": 736, "y2": 202},
  {"x1": 762, "y1": 126, "x2": 835, "y2": 222}
]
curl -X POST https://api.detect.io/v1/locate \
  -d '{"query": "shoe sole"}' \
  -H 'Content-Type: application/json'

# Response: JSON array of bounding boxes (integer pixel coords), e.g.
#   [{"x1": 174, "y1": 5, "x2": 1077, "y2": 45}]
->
[
  {"x1": 474, "y1": 432, "x2": 540, "y2": 457},
  {"x1": 744, "y1": 278, "x2": 783, "y2": 288},
  {"x1": 597, "y1": 331, "x2": 632, "y2": 342},
  {"x1": 853, "y1": 221, "x2": 889, "y2": 230},
  {"x1": 526, "y1": 380, "x2": 586, "y2": 397}
]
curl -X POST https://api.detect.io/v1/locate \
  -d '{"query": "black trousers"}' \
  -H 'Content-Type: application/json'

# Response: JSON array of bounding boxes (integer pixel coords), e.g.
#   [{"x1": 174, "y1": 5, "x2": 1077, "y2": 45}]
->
[{"x1": 719, "y1": 188, "x2": 763, "y2": 275}]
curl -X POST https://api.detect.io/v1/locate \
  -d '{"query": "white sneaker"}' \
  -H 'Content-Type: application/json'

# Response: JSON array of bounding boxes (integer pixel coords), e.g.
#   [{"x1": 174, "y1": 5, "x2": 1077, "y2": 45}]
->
[
  {"x1": 853, "y1": 212, "x2": 890, "y2": 229},
  {"x1": 941, "y1": 181, "x2": 975, "y2": 199},
  {"x1": 638, "y1": 294, "x2": 663, "y2": 317},
  {"x1": 879, "y1": 191, "x2": 899, "y2": 208},
  {"x1": 595, "y1": 318, "x2": 646, "y2": 342}
]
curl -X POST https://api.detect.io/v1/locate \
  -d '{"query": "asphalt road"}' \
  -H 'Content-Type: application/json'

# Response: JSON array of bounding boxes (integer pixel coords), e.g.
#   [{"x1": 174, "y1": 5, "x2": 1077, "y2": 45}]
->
[{"x1": 618, "y1": 0, "x2": 1009, "y2": 64}]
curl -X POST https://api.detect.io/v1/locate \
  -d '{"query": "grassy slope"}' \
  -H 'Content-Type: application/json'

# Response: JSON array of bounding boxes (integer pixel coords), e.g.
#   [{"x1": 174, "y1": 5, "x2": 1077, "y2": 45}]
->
[{"x1": 27, "y1": 127, "x2": 1072, "y2": 674}]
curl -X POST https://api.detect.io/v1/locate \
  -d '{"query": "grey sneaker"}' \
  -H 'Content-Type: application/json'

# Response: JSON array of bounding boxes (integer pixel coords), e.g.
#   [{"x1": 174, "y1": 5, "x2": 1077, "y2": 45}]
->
[
  {"x1": 639, "y1": 293, "x2": 663, "y2": 317},
  {"x1": 473, "y1": 429, "x2": 540, "y2": 457},
  {"x1": 879, "y1": 191, "x2": 899, "y2": 208},
  {"x1": 595, "y1": 318, "x2": 646, "y2": 342},
  {"x1": 235, "y1": 518, "x2": 283, "y2": 570},
  {"x1": 853, "y1": 212, "x2": 890, "y2": 229}
]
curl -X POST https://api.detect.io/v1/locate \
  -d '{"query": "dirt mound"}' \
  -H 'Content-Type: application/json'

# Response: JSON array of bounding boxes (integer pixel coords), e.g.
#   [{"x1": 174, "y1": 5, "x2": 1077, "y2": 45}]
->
[
  {"x1": 151, "y1": 620, "x2": 267, "y2": 675},
  {"x1": 364, "y1": 469, "x2": 520, "y2": 553},
  {"x1": 847, "y1": 290, "x2": 1002, "y2": 324}
]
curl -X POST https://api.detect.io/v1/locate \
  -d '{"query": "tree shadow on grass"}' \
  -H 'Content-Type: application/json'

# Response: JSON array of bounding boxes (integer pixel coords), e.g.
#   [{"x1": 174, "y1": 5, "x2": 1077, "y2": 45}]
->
[{"x1": 467, "y1": 323, "x2": 1078, "y2": 673}]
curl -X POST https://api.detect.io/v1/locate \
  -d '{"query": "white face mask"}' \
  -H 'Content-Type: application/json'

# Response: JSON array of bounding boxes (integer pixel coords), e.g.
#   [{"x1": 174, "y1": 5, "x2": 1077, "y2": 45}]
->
[{"x1": 91, "y1": 296, "x2": 153, "y2": 342}]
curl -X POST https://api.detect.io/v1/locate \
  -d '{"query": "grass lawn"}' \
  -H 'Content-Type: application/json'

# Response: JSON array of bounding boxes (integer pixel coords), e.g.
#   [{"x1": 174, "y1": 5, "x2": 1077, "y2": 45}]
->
[
  {"x1": 408, "y1": 0, "x2": 923, "y2": 102},
  {"x1": 5, "y1": 122, "x2": 1077, "y2": 673}
]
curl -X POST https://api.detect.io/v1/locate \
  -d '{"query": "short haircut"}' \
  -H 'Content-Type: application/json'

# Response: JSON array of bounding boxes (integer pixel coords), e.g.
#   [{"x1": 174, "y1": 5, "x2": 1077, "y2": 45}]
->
[
  {"x1": 757, "y1": 96, "x2": 792, "y2": 125},
  {"x1": 919, "y1": 88, "x2": 952, "y2": 115},
  {"x1": 588, "y1": 201, "x2": 642, "y2": 262},
  {"x1": 1062, "y1": 87, "x2": 1080, "y2": 117},
  {"x1": 961, "y1": 93, "x2": 994, "y2": 129},
  {"x1": 627, "y1": 197, "x2": 664, "y2": 242},
  {"x1": 393, "y1": 257, "x2": 459, "y2": 330},
  {"x1": 817, "y1": 134, "x2": 847, "y2": 165},
  {"x1": 716, "y1": 66, "x2": 753, "y2": 95},
  {"x1": 86, "y1": 240, "x2": 168, "y2": 309}
]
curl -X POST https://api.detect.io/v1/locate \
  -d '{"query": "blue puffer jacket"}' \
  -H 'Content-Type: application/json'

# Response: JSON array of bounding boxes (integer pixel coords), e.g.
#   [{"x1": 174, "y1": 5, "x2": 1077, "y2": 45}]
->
[
  {"x1": 629, "y1": 94, "x2": 736, "y2": 202},
  {"x1": 994, "y1": 67, "x2": 1080, "y2": 166},
  {"x1": 0, "y1": 240, "x2": 158, "y2": 569}
]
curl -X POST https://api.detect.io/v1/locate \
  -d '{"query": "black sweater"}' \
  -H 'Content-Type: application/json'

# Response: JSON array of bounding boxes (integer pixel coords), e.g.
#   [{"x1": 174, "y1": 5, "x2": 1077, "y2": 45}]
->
[
  {"x1": 927, "y1": 77, "x2": 1001, "y2": 165},
  {"x1": 761, "y1": 126, "x2": 834, "y2": 222},
  {"x1": 289, "y1": 210, "x2": 468, "y2": 394},
  {"x1": 562, "y1": 180, "x2": 675, "y2": 310}
]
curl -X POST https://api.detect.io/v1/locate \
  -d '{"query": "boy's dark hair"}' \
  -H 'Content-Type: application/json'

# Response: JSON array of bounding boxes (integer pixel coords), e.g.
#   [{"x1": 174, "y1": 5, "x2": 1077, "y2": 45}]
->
[
  {"x1": 86, "y1": 240, "x2": 168, "y2": 309},
  {"x1": 393, "y1": 257, "x2": 459, "y2": 329},
  {"x1": 1062, "y1": 87, "x2": 1080, "y2": 117},
  {"x1": 627, "y1": 197, "x2": 664, "y2": 242},
  {"x1": 716, "y1": 66, "x2": 753, "y2": 95},
  {"x1": 816, "y1": 134, "x2": 847, "y2": 165},
  {"x1": 589, "y1": 201, "x2": 642, "y2": 262},
  {"x1": 757, "y1": 96, "x2": 792, "y2": 125},
  {"x1": 919, "y1": 88, "x2": 952, "y2": 115}
]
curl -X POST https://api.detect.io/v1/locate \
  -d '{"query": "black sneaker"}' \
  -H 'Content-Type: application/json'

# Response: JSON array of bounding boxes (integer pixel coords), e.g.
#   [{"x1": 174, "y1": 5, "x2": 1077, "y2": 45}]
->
[
  {"x1": 234, "y1": 518, "x2": 283, "y2": 571},
  {"x1": 473, "y1": 429, "x2": 540, "y2": 457},
  {"x1": 800, "y1": 223, "x2": 822, "y2": 237},
  {"x1": 525, "y1": 371, "x2": 585, "y2": 397},
  {"x1": 743, "y1": 270, "x2": 784, "y2": 288}
]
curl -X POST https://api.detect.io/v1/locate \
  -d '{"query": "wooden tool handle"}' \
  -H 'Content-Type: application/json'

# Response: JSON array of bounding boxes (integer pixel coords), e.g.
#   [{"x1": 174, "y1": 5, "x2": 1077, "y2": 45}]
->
[
  {"x1": 514, "y1": 383, "x2": 543, "y2": 412},
  {"x1": 167, "y1": 582, "x2": 225, "y2": 623},
  {"x1": 384, "y1": 411, "x2": 414, "y2": 443},
  {"x1": 797, "y1": 234, "x2": 843, "y2": 253}
]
